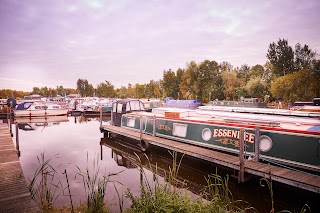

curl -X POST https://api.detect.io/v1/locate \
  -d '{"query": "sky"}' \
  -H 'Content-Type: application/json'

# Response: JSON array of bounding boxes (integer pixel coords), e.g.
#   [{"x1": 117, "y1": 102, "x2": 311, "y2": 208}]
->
[{"x1": 0, "y1": 0, "x2": 319, "y2": 92}]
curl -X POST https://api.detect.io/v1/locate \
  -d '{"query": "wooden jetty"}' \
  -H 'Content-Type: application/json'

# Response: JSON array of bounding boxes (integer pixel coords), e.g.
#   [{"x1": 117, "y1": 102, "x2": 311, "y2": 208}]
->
[
  {"x1": 0, "y1": 123, "x2": 39, "y2": 213},
  {"x1": 101, "y1": 124, "x2": 320, "y2": 194}
]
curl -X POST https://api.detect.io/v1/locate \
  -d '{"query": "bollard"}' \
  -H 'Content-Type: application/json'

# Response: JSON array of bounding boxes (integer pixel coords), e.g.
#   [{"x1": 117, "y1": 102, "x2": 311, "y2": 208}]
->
[
  {"x1": 15, "y1": 123, "x2": 20, "y2": 157},
  {"x1": 99, "y1": 106, "x2": 103, "y2": 129}
]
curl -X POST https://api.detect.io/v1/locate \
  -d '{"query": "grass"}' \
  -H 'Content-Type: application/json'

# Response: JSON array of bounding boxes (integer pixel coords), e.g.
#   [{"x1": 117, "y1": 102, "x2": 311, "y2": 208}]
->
[
  {"x1": 125, "y1": 151, "x2": 248, "y2": 213},
  {"x1": 27, "y1": 151, "x2": 312, "y2": 213}
]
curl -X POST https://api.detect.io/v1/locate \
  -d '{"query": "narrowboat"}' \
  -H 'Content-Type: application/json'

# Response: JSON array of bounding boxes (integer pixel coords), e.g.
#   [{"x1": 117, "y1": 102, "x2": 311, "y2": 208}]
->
[
  {"x1": 110, "y1": 99, "x2": 320, "y2": 173},
  {"x1": 140, "y1": 98, "x2": 161, "y2": 112},
  {"x1": 209, "y1": 98, "x2": 267, "y2": 108}
]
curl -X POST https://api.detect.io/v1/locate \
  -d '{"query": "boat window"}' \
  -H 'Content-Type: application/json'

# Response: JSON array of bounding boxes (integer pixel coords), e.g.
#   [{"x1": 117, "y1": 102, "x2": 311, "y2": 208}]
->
[
  {"x1": 127, "y1": 117, "x2": 136, "y2": 127},
  {"x1": 23, "y1": 102, "x2": 33, "y2": 109},
  {"x1": 112, "y1": 103, "x2": 117, "y2": 112},
  {"x1": 172, "y1": 123, "x2": 187, "y2": 138},
  {"x1": 126, "y1": 102, "x2": 131, "y2": 112},
  {"x1": 117, "y1": 103, "x2": 123, "y2": 113},
  {"x1": 130, "y1": 101, "x2": 140, "y2": 111},
  {"x1": 144, "y1": 103, "x2": 150, "y2": 108}
]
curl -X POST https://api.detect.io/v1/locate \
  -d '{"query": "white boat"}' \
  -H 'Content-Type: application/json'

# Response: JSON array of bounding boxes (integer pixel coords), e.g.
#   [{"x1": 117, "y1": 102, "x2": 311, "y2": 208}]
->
[{"x1": 14, "y1": 101, "x2": 69, "y2": 117}]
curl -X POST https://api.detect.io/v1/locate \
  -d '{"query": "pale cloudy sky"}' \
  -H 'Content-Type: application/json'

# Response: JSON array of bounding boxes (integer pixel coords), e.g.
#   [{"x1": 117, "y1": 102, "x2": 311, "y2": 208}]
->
[{"x1": 0, "y1": 0, "x2": 319, "y2": 91}]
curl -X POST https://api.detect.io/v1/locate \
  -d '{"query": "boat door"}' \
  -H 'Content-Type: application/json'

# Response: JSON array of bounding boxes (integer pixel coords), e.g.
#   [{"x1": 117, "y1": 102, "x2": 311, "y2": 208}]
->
[
  {"x1": 112, "y1": 99, "x2": 145, "y2": 127},
  {"x1": 112, "y1": 102, "x2": 124, "y2": 127}
]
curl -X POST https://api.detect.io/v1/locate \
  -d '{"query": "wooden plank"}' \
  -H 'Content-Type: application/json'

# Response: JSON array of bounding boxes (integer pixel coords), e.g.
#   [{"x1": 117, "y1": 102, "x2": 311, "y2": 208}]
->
[{"x1": 0, "y1": 123, "x2": 40, "y2": 212}]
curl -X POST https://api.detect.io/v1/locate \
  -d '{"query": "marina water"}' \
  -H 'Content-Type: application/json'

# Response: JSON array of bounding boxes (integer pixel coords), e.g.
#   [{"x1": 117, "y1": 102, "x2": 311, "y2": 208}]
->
[{"x1": 6, "y1": 115, "x2": 320, "y2": 212}]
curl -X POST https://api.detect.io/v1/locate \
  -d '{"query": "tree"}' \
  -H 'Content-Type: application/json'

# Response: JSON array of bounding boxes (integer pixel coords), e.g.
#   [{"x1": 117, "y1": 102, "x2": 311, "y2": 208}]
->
[
  {"x1": 246, "y1": 77, "x2": 268, "y2": 99},
  {"x1": 180, "y1": 61, "x2": 199, "y2": 99},
  {"x1": 294, "y1": 43, "x2": 316, "y2": 70},
  {"x1": 237, "y1": 64, "x2": 251, "y2": 82},
  {"x1": 221, "y1": 70, "x2": 244, "y2": 100},
  {"x1": 161, "y1": 69, "x2": 179, "y2": 99},
  {"x1": 76, "y1": 79, "x2": 94, "y2": 97},
  {"x1": 271, "y1": 69, "x2": 319, "y2": 103},
  {"x1": 250, "y1": 64, "x2": 264, "y2": 79},
  {"x1": 267, "y1": 38, "x2": 295, "y2": 76},
  {"x1": 96, "y1": 81, "x2": 115, "y2": 97},
  {"x1": 32, "y1": 87, "x2": 41, "y2": 95}
]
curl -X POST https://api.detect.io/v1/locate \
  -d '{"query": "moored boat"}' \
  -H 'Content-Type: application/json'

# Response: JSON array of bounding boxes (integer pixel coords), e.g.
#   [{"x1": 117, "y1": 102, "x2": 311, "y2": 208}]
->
[
  {"x1": 209, "y1": 98, "x2": 267, "y2": 108},
  {"x1": 163, "y1": 97, "x2": 202, "y2": 109},
  {"x1": 14, "y1": 101, "x2": 69, "y2": 117},
  {"x1": 110, "y1": 99, "x2": 320, "y2": 173}
]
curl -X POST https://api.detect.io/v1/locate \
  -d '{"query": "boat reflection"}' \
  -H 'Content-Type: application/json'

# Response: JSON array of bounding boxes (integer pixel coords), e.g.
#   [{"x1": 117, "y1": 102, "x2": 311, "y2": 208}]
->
[
  {"x1": 100, "y1": 137, "x2": 213, "y2": 196},
  {"x1": 15, "y1": 116, "x2": 69, "y2": 131}
]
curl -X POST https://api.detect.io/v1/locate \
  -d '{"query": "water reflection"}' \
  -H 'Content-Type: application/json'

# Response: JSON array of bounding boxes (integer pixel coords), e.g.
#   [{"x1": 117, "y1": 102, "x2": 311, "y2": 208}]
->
[
  {"x1": 100, "y1": 137, "x2": 210, "y2": 196},
  {"x1": 16, "y1": 116, "x2": 69, "y2": 131},
  {"x1": 6, "y1": 115, "x2": 320, "y2": 213}
]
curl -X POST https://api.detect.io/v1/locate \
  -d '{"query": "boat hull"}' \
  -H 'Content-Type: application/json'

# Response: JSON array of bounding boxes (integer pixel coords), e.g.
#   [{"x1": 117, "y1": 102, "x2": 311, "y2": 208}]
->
[
  {"x1": 121, "y1": 114, "x2": 320, "y2": 172},
  {"x1": 14, "y1": 109, "x2": 68, "y2": 117}
]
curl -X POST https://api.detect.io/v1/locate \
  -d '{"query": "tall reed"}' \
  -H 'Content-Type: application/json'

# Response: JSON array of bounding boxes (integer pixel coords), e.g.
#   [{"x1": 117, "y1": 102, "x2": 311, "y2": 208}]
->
[
  {"x1": 28, "y1": 152, "x2": 63, "y2": 211},
  {"x1": 125, "y1": 151, "x2": 247, "y2": 213},
  {"x1": 76, "y1": 152, "x2": 122, "y2": 213}
]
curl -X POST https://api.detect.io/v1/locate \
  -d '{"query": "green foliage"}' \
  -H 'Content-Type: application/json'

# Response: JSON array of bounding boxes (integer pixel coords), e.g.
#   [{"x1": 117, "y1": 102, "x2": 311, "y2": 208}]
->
[
  {"x1": 0, "y1": 89, "x2": 30, "y2": 99},
  {"x1": 271, "y1": 69, "x2": 319, "y2": 103},
  {"x1": 267, "y1": 38, "x2": 295, "y2": 77},
  {"x1": 221, "y1": 71, "x2": 244, "y2": 100},
  {"x1": 96, "y1": 81, "x2": 115, "y2": 97},
  {"x1": 245, "y1": 77, "x2": 268, "y2": 99},
  {"x1": 77, "y1": 78, "x2": 94, "y2": 97},
  {"x1": 126, "y1": 152, "x2": 245, "y2": 213},
  {"x1": 294, "y1": 43, "x2": 316, "y2": 70},
  {"x1": 161, "y1": 69, "x2": 180, "y2": 99}
]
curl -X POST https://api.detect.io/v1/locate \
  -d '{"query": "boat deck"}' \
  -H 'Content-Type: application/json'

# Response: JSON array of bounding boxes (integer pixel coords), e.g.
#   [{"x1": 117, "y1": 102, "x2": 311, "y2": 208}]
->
[
  {"x1": 0, "y1": 123, "x2": 40, "y2": 213},
  {"x1": 133, "y1": 107, "x2": 320, "y2": 132},
  {"x1": 101, "y1": 124, "x2": 320, "y2": 193}
]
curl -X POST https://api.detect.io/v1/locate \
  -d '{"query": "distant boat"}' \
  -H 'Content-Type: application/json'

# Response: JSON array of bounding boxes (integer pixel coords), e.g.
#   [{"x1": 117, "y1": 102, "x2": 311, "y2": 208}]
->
[
  {"x1": 14, "y1": 101, "x2": 68, "y2": 117},
  {"x1": 140, "y1": 98, "x2": 161, "y2": 112},
  {"x1": 162, "y1": 97, "x2": 202, "y2": 109},
  {"x1": 209, "y1": 98, "x2": 267, "y2": 108}
]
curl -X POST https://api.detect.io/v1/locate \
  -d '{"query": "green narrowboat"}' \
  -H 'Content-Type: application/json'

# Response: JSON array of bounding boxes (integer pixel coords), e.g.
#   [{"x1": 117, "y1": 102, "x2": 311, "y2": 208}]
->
[{"x1": 111, "y1": 99, "x2": 320, "y2": 173}]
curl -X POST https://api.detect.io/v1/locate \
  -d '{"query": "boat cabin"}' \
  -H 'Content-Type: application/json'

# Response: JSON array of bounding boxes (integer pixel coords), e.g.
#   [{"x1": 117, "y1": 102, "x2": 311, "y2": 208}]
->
[{"x1": 112, "y1": 99, "x2": 145, "y2": 127}]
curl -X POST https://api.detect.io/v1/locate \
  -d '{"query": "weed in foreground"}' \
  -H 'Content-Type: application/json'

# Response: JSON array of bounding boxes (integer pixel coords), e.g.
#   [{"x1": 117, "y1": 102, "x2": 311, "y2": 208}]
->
[
  {"x1": 125, "y1": 151, "x2": 248, "y2": 213},
  {"x1": 28, "y1": 152, "x2": 63, "y2": 211},
  {"x1": 76, "y1": 153, "x2": 123, "y2": 213}
]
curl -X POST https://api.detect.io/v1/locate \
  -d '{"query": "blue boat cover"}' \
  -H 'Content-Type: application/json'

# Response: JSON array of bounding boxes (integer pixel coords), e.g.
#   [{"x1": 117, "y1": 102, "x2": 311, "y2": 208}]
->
[{"x1": 307, "y1": 126, "x2": 320, "y2": 132}]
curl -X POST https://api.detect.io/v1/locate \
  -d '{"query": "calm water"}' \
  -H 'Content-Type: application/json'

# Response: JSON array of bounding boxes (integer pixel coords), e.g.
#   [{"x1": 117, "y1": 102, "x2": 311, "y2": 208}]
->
[{"x1": 5, "y1": 115, "x2": 320, "y2": 212}]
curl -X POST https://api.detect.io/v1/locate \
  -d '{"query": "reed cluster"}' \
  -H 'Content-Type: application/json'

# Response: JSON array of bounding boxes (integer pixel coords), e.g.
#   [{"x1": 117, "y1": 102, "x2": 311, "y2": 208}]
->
[{"x1": 125, "y1": 151, "x2": 247, "y2": 213}]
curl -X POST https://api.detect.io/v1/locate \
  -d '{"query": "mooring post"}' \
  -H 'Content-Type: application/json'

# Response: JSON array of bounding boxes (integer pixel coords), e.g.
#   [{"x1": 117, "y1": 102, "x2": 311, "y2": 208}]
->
[
  {"x1": 100, "y1": 144, "x2": 103, "y2": 161},
  {"x1": 15, "y1": 123, "x2": 20, "y2": 157},
  {"x1": 254, "y1": 126, "x2": 260, "y2": 162},
  {"x1": 140, "y1": 115, "x2": 143, "y2": 141},
  {"x1": 238, "y1": 128, "x2": 245, "y2": 183},
  {"x1": 99, "y1": 106, "x2": 103, "y2": 129},
  {"x1": 9, "y1": 109, "x2": 13, "y2": 137},
  {"x1": 152, "y1": 115, "x2": 156, "y2": 136},
  {"x1": 110, "y1": 107, "x2": 113, "y2": 126}
]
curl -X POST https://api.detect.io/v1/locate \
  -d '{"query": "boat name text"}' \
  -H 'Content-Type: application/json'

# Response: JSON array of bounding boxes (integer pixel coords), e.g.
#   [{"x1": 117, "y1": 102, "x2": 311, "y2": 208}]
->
[
  {"x1": 212, "y1": 129, "x2": 254, "y2": 143},
  {"x1": 157, "y1": 125, "x2": 172, "y2": 131}
]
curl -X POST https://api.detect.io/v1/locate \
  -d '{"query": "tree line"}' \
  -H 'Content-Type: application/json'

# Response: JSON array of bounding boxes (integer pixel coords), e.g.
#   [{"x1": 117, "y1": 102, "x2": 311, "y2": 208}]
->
[{"x1": 1, "y1": 38, "x2": 319, "y2": 104}]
